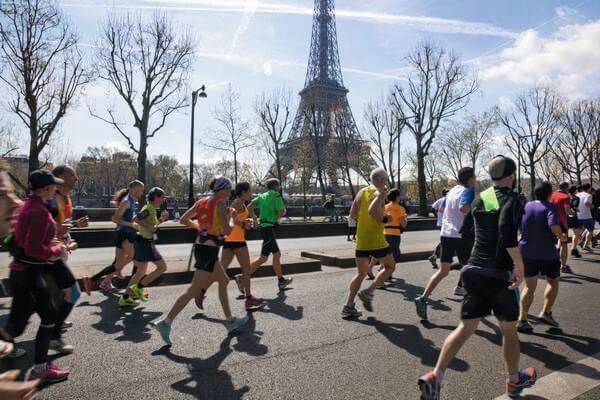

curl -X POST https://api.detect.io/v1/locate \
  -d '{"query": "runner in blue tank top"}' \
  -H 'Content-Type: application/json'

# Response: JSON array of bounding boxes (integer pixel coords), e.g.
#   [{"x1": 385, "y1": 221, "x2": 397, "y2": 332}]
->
[{"x1": 83, "y1": 181, "x2": 144, "y2": 300}]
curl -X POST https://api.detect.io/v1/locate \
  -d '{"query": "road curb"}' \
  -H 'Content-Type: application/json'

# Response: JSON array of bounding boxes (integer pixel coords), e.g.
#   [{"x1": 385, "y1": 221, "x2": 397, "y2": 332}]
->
[
  {"x1": 300, "y1": 250, "x2": 434, "y2": 268},
  {"x1": 0, "y1": 259, "x2": 322, "y2": 297}
]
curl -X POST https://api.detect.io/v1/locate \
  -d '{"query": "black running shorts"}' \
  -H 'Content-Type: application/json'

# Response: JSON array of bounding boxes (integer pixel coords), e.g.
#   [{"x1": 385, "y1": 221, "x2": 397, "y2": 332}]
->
[
  {"x1": 44, "y1": 259, "x2": 77, "y2": 290},
  {"x1": 355, "y1": 247, "x2": 391, "y2": 259},
  {"x1": 259, "y1": 226, "x2": 280, "y2": 256},
  {"x1": 194, "y1": 244, "x2": 220, "y2": 273},
  {"x1": 567, "y1": 215, "x2": 580, "y2": 229},
  {"x1": 440, "y1": 236, "x2": 471, "y2": 264},
  {"x1": 524, "y1": 258, "x2": 560, "y2": 279},
  {"x1": 114, "y1": 230, "x2": 137, "y2": 249},
  {"x1": 134, "y1": 238, "x2": 163, "y2": 262},
  {"x1": 223, "y1": 241, "x2": 247, "y2": 250},
  {"x1": 460, "y1": 265, "x2": 519, "y2": 322}
]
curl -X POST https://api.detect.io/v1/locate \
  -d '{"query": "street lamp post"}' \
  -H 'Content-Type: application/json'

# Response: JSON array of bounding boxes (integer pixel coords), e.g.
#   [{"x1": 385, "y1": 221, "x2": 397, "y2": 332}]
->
[{"x1": 188, "y1": 85, "x2": 207, "y2": 208}]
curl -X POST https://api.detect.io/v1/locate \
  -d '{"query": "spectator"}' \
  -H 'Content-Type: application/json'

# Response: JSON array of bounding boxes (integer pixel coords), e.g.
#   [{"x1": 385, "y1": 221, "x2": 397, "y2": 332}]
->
[
  {"x1": 347, "y1": 214, "x2": 357, "y2": 241},
  {"x1": 323, "y1": 195, "x2": 338, "y2": 222}
]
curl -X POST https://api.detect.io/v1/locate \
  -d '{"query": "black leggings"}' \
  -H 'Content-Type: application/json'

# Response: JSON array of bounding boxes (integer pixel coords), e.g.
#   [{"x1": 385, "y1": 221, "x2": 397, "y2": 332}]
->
[{"x1": 4, "y1": 268, "x2": 57, "y2": 364}]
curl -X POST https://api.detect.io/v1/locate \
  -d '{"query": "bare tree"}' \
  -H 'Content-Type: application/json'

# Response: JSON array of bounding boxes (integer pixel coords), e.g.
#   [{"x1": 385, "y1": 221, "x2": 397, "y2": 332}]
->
[
  {"x1": 500, "y1": 86, "x2": 560, "y2": 199},
  {"x1": 584, "y1": 100, "x2": 600, "y2": 185},
  {"x1": 254, "y1": 88, "x2": 293, "y2": 185},
  {"x1": 440, "y1": 111, "x2": 495, "y2": 180},
  {"x1": 0, "y1": 123, "x2": 20, "y2": 158},
  {"x1": 0, "y1": 0, "x2": 88, "y2": 173},
  {"x1": 333, "y1": 113, "x2": 363, "y2": 198},
  {"x1": 303, "y1": 104, "x2": 328, "y2": 199},
  {"x1": 553, "y1": 99, "x2": 592, "y2": 185},
  {"x1": 537, "y1": 147, "x2": 567, "y2": 184},
  {"x1": 92, "y1": 12, "x2": 194, "y2": 183},
  {"x1": 390, "y1": 41, "x2": 478, "y2": 215},
  {"x1": 408, "y1": 148, "x2": 446, "y2": 200},
  {"x1": 203, "y1": 84, "x2": 253, "y2": 184},
  {"x1": 364, "y1": 98, "x2": 403, "y2": 188}
]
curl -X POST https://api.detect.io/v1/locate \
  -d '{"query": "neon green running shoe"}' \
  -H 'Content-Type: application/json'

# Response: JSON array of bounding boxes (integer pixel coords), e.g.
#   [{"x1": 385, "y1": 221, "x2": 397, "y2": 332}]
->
[
  {"x1": 130, "y1": 284, "x2": 148, "y2": 302},
  {"x1": 118, "y1": 296, "x2": 140, "y2": 307}
]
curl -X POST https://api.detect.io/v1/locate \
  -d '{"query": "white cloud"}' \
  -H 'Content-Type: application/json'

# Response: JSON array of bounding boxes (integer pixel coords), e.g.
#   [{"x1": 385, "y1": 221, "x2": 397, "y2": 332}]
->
[
  {"x1": 554, "y1": 6, "x2": 583, "y2": 23},
  {"x1": 481, "y1": 21, "x2": 600, "y2": 97},
  {"x1": 229, "y1": 0, "x2": 260, "y2": 54},
  {"x1": 62, "y1": 0, "x2": 517, "y2": 38}
]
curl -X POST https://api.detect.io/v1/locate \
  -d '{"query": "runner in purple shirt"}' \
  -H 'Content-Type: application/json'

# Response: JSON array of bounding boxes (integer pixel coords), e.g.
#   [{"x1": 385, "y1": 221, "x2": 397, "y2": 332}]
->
[{"x1": 517, "y1": 182, "x2": 567, "y2": 333}]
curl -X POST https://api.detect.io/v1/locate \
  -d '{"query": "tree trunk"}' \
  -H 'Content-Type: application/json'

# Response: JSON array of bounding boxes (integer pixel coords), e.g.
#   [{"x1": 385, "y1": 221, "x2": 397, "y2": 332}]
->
[
  {"x1": 529, "y1": 161, "x2": 536, "y2": 201},
  {"x1": 416, "y1": 145, "x2": 428, "y2": 216},
  {"x1": 138, "y1": 134, "x2": 147, "y2": 183},
  {"x1": 233, "y1": 153, "x2": 239, "y2": 185},
  {"x1": 28, "y1": 142, "x2": 40, "y2": 173}
]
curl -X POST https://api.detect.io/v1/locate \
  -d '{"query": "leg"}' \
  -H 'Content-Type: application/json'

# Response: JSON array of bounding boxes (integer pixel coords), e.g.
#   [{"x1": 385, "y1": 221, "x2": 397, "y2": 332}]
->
[
  {"x1": 126, "y1": 262, "x2": 148, "y2": 295},
  {"x1": 221, "y1": 248, "x2": 235, "y2": 270},
  {"x1": 250, "y1": 255, "x2": 268, "y2": 275},
  {"x1": 559, "y1": 241, "x2": 568, "y2": 267},
  {"x1": 213, "y1": 262, "x2": 233, "y2": 319},
  {"x1": 498, "y1": 320, "x2": 520, "y2": 377},
  {"x1": 542, "y1": 277, "x2": 559, "y2": 313},
  {"x1": 140, "y1": 259, "x2": 167, "y2": 287},
  {"x1": 435, "y1": 318, "x2": 480, "y2": 372},
  {"x1": 422, "y1": 262, "x2": 451, "y2": 298},
  {"x1": 166, "y1": 269, "x2": 213, "y2": 322},
  {"x1": 346, "y1": 257, "x2": 370, "y2": 304},
  {"x1": 367, "y1": 254, "x2": 395, "y2": 292},
  {"x1": 271, "y1": 251, "x2": 283, "y2": 279},
  {"x1": 519, "y1": 277, "x2": 538, "y2": 321},
  {"x1": 571, "y1": 228, "x2": 581, "y2": 251},
  {"x1": 236, "y1": 247, "x2": 252, "y2": 297}
]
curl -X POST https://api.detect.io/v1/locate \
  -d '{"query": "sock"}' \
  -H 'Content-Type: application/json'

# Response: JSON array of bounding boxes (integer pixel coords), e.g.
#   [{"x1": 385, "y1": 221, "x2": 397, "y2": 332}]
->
[
  {"x1": 434, "y1": 368, "x2": 445, "y2": 382},
  {"x1": 163, "y1": 318, "x2": 172, "y2": 326},
  {"x1": 91, "y1": 263, "x2": 116, "y2": 281},
  {"x1": 33, "y1": 363, "x2": 47, "y2": 374},
  {"x1": 509, "y1": 373, "x2": 519, "y2": 383},
  {"x1": 542, "y1": 304, "x2": 551, "y2": 314},
  {"x1": 278, "y1": 277, "x2": 285, "y2": 282},
  {"x1": 345, "y1": 302, "x2": 355, "y2": 307},
  {"x1": 227, "y1": 316, "x2": 235, "y2": 322},
  {"x1": 518, "y1": 309, "x2": 527, "y2": 321},
  {"x1": 137, "y1": 281, "x2": 145, "y2": 289}
]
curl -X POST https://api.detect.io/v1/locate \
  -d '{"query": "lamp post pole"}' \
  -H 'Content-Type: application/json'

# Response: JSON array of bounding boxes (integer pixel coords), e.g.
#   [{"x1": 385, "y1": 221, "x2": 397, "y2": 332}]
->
[{"x1": 188, "y1": 86, "x2": 207, "y2": 208}]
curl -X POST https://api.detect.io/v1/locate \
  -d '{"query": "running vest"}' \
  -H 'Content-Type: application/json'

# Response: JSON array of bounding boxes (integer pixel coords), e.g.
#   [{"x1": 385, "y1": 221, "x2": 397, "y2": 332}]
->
[
  {"x1": 195, "y1": 196, "x2": 223, "y2": 236},
  {"x1": 225, "y1": 204, "x2": 249, "y2": 242},
  {"x1": 355, "y1": 187, "x2": 389, "y2": 251},
  {"x1": 116, "y1": 194, "x2": 137, "y2": 234},
  {"x1": 52, "y1": 193, "x2": 73, "y2": 225}
]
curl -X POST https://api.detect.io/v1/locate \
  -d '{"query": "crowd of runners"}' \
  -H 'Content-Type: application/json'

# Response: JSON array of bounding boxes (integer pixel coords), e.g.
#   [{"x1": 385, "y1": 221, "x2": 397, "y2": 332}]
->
[{"x1": 0, "y1": 154, "x2": 598, "y2": 399}]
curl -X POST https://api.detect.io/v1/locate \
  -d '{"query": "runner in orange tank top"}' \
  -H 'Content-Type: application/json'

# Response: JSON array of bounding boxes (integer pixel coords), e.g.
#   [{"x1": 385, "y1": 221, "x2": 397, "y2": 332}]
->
[{"x1": 152, "y1": 176, "x2": 249, "y2": 345}]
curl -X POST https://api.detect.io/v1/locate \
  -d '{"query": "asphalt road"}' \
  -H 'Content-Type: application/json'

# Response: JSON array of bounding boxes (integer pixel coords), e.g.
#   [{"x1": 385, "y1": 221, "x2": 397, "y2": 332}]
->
[
  {"x1": 1, "y1": 251, "x2": 599, "y2": 399},
  {"x1": 0, "y1": 231, "x2": 440, "y2": 269}
]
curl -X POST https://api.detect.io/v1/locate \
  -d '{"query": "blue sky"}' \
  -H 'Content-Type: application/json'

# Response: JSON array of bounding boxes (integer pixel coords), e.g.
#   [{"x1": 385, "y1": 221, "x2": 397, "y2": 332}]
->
[{"x1": 30, "y1": 0, "x2": 600, "y2": 164}]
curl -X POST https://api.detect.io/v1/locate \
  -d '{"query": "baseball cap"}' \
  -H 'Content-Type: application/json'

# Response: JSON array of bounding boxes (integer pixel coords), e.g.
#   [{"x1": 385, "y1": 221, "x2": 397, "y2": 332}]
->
[{"x1": 28, "y1": 170, "x2": 64, "y2": 190}]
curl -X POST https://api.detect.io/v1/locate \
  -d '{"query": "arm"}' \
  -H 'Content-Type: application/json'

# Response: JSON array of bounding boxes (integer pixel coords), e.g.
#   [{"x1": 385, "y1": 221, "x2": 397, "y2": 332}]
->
[
  {"x1": 247, "y1": 203, "x2": 258, "y2": 227},
  {"x1": 180, "y1": 204, "x2": 199, "y2": 231},
  {"x1": 399, "y1": 207, "x2": 408, "y2": 228},
  {"x1": 459, "y1": 187, "x2": 475, "y2": 216},
  {"x1": 111, "y1": 200, "x2": 136, "y2": 229},
  {"x1": 506, "y1": 247, "x2": 525, "y2": 290},
  {"x1": 500, "y1": 198, "x2": 524, "y2": 289},
  {"x1": 217, "y1": 201, "x2": 233, "y2": 236},
  {"x1": 276, "y1": 196, "x2": 286, "y2": 217},
  {"x1": 23, "y1": 211, "x2": 64, "y2": 260},
  {"x1": 350, "y1": 190, "x2": 362, "y2": 220},
  {"x1": 368, "y1": 191, "x2": 386, "y2": 221}
]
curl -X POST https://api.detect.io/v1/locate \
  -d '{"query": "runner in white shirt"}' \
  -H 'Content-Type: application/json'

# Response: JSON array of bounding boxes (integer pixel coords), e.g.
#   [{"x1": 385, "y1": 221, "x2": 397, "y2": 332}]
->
[
  {"x1": 577, "y1": 184, "x2": 595, "y2": 250},
  {"x1": 428, "y1": 190, "x2": 449, "y2": 269}
]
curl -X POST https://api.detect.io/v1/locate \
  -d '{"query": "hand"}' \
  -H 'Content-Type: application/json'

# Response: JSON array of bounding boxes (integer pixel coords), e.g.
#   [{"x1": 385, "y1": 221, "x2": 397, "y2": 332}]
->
[
  {"x1": 75, "y1": 216, "x2": 89, "y2": 228},
  {"x1": 58, "y1": 243, "x2": 68, "y2": 257},
  {"x1": 159, "y1": 210, "x2": 169, "y2": 222},
  {"x1": 0, "y1": 370, "x2": 39, "y2": 400},
  {"x1": 509, "y1": 264, "x2": 524, "y2": 290},
  {"x1": 131, "y1": 222, "x2": 140, "y2": 231},
  {"x1": 57, "y1": 224, "x2": 71, "y2": 237},
  {"x1": 0, "y1": 340, "x2": 13, "y2": 358},
  {"x1": 67, "y1": 240, "x2": 78, "y2": 252}
]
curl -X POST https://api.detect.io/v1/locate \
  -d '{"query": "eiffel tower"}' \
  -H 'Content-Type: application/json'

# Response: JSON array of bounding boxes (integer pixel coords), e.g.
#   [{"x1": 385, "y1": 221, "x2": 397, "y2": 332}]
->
[{"x1": 280, "y1": 0, "x2": 373, "y2": 194}]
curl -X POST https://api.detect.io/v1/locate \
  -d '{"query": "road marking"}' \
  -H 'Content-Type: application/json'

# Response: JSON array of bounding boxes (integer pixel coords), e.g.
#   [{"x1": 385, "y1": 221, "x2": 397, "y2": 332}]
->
[{"x1": 494, "y1": 352, "x2": 600, "y2": 400}]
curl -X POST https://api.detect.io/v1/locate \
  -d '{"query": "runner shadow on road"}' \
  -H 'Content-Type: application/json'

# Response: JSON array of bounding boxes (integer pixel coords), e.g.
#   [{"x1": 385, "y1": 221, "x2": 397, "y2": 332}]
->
[
  {"x1": 192, "y1": 314, "x2": 268, "y2": 357},
  {"x1": 262, "y1": 291, "x2": 304, "y2": 321},
  {"x1": 78, "y1": 295, "x2": 161, "y2": 343},
  {"x1": 381, "y1": 278, "x2": 452, "y2": 312},
  {"x1": 560, "y1": 273, "x2": 600, "y2": 285},
  {"x1": 355, "y1": 317, "x2": 469, "y2": 372},
  {"x1": 151, "y1": 335, "x2": 250, "y2": 399}
]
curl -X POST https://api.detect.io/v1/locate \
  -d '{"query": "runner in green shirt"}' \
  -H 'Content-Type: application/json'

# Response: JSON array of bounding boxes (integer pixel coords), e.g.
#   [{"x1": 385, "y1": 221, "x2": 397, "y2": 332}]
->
[{"x1": 249, "y1": 178, "x2": 293, "y2": 291}]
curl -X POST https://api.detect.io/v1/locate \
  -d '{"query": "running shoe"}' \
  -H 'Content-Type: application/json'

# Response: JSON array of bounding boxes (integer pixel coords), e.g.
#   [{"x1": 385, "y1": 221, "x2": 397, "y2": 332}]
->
[
  {"x1": 234, "y1": 274, "x2": 244, "y2": 295},
  {"x1": 99, "y1": 280, "x2": 118, "y2": 293},
  {"x1": 28, "y1": 363, "x2": 70, "y2": 383},
  {"x1": 49, "y1": 339, "x2": 74, "y2": 354},
  {"x1": 449, "y1": 262, "x2": 463, "y2": 271},
  {"x1": 506, "y1": 367, "x2": 537, "y2": 398},
  {"x1": 151, "y1": 319, "x2": 172, "y2": 345},
  {"x1": 278, "y1": 277, "x2": 293, "y2": 291},
  {"x1": 225, "y1": 315, "x2": 249, "y2": 333},
  {"x1": 194, "y1": 292, "x2": 206, "y2": 310},
  {"x1": 418, "y1": 371, "x2": 441, "y2": 400},
  {"x1": 583, "y1": 244, "x2": 593, "y2": 252},
  {"x1": 571, "y1": 249, "x2": 582, "y2": 258},
  {"x1": 82, "y1": 276, "x2": 93, "y2": 296},
  {"x1": 414, "y1": 296, "x2": 428, "y2": 321},
  {"x1": 560, "y1": 265, "x2": 574, "y2": 274},
  {"x1": 453, "y1": 286, "x2": 466, "y2": 296},
  {"x1": 130, "y1": 284, "x2": 148, "y2": 302},
  {"x1": 357, "y1": 289, "x2": 374, "y2": 312},
  {"x1": 62, "y1": 321, "x2": 73, "y2": 329},
  {"x1": 516, "y1": 320, "x2": 534, "y2": 333},
  {"x1": 428, "y1": 255, "x2": 438, "y2": 269},
  {"x1": 244, "y1": 296, "x2": 265, "y2": 311},
  {"x1": 7, "y1": 347, "x2": 26, "y2": 359},
  {"x1": 118, "y1": 296, "x2": 140, "y2": 307},
  {"x1": 341, "y1": 304, "x2": 362, "y2": 318},
  {"x1": 538, "y1": 311, "x2": 560, "y2": 327},
  {"x1": 366, "y1": 272, "x2": 375, "y2": 280}
]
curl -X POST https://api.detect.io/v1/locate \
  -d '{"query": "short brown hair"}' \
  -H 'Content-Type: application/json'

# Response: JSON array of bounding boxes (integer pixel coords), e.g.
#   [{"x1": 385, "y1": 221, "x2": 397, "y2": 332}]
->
[{"x1": 266, "y1": 178, "x2": 280, "y2": 190}]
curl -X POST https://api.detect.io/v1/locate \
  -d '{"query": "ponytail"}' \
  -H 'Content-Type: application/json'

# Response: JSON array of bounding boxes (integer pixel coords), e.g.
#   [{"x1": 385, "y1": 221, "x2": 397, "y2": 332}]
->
[{"x1": 113, "y1": 188, "x2": 128, "y2": 202}]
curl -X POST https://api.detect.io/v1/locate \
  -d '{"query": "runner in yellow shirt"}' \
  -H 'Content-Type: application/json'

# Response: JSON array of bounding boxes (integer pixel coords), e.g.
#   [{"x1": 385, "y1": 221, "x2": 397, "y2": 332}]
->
[{"x1": 342, "y1": 168, "x2": 396, "y2": 318}]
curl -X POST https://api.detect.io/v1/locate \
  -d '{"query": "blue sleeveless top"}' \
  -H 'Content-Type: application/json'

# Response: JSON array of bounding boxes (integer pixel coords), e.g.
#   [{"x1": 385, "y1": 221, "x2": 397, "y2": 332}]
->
[{"x1": 116, "y1": 194, "x2": 137, "y2": 234}]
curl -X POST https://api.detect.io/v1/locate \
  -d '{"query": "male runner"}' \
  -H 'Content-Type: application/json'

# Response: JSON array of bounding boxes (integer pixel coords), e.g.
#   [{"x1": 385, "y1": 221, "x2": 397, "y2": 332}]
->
[
  {"x1": 428, "y1": 189, "x2": 449, "y2": 268},
  {"x1": 0, "y1": 170, "x2": 70, "y2": 383},
  {"x1": 415, "y1": 167, "x2": 476, "y2": 320},
  {"x1": 550, "y1": 182, "x2": 573, "y2": 273},
  {"x1": 577, "y1": 183, "x2": 595, "y2": 251},
  {"x1": 122, "y1": 187, "x2": 170, "y2": 303},
  {"x1": 418, "y1": 155, "x2": 536, "y2": 400},
  {"x1": 248, "y1": 178, "x2": 293, "y2": 291},
  {"x1": 44, "y1": 165, "x2": 89, "y2": 354},
  {"x1": 152, "y1": 177, "x2": 248, "y2": 345},
  {"x1": 341, "y1": 168, "x2": 395, "y2": 318},
  {"x1": 517, "y1": 182, "x2": 566, "y2": 333},
  {"x1": 568, "y1": 185, "x2": 583, "y2": 262},
  {"x1": 83, "y1": 180, "x2": 144, "y2": 298}
]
